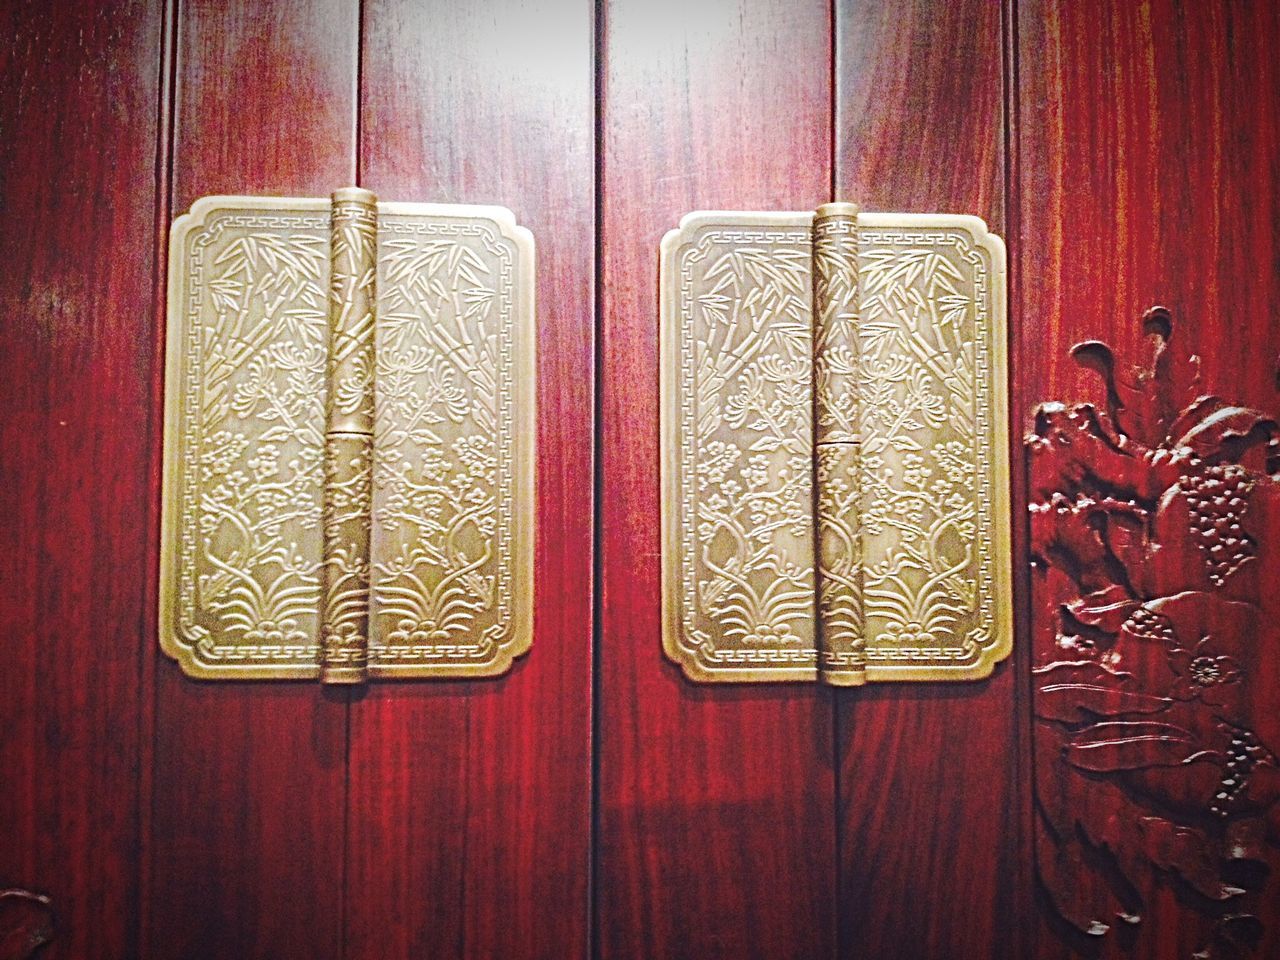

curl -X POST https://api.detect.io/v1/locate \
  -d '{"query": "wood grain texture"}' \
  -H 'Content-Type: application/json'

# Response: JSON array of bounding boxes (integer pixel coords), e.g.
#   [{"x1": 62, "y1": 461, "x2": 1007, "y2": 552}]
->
[
  {"x1": 146, "y1": 1, "x2": 357, "y2": 957},
  {"x1": 596, "y1": 2, "x2": 836, "y2": 957},
  {"x1": 345, "y1": 1, "x2": 594, "y2": 956},
  {"x1": 834, "y1": 3, "x2": 1027, "y2": 957},
  {"x1": 1017, "y1": 2, "x2": 1280, "y2": 958},
  {"x1": 833, "y1": 3, "x2": 1027, "y2": 958},
  {"x1": 0, "y1": 2, "x2": 161, "y2": 957}
]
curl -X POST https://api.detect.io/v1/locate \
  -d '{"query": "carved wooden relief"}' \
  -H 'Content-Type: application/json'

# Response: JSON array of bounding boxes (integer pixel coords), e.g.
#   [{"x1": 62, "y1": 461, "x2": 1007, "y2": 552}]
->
[
  {"x1": 1028, "y1": 308, "x2": 1280, "y2": 957},
  {"x1": 0, "y1": 890, "x2": 53, "y2": 960}
]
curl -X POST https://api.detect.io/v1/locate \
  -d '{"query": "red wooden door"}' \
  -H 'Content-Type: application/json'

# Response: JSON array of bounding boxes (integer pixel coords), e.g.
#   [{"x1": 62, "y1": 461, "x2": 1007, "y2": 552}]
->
[
  {"x1": 2, "y1": 2, "x2": 592, "y2": 958},
  {"x1": 3, "y1": 2, "x2": 1279, "y2": 959}
]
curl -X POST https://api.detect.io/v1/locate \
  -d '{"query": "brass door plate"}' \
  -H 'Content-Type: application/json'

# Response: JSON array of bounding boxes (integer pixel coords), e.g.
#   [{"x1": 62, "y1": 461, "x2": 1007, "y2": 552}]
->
[
  {"x1": 161, "y1": 191, "x2": 535, "y2": 682},
  {"x1": 660, "y1": 207, "x2": 1011, "y2": 684}
]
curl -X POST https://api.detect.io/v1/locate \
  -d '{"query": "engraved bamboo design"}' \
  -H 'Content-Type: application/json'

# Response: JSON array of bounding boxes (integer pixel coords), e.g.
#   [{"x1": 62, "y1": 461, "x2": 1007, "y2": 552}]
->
[
  {"x1": 812, "y1": 203, "x2": 865, "y2": 685},
  {"x1": 662, "y1": 209, "x2": 1006, "y2": 683},
  {"x1": 320, "y1": 187, "x2": 378, "y2": 683}
]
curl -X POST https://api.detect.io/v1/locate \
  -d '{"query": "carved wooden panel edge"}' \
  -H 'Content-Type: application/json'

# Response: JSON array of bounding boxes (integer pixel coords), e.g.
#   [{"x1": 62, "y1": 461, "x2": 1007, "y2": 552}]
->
[
  {"x1": 1027, "y1": 307, "x2": 1280, "y2": 958},
  {"x1": 0, "y1": 890, "x2": 53, "y2": 960}
]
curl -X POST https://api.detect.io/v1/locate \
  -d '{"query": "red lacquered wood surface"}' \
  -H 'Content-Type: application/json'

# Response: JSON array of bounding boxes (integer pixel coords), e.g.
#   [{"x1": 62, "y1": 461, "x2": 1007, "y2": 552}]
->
[
  {"x1": 595, "y1": 1, "x2": 837, "y2": 957},
  {"x1": 5, "y1": 1, "x2": 1280, "y2": 957},
  {"x1": 1018, "y1": 2, "x2": 1280, "y2": 958},
  {"x1": 344, "y1": 1, "x2": 594, "y2": 956},
  {"x1": 0, "y1": 3, "x2": 161, "y2": 958},
  {"x1": 832, "y1": 3, "x2": 1031, "y2": 958},
  {"x1": 146, "y1": 2, "x2": 357, "y2": 957}
]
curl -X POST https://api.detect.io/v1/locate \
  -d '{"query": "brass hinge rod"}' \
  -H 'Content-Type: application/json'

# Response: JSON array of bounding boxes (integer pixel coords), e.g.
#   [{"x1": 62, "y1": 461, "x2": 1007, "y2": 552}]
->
[
  {"x1": 812, "y1": 201, "x2": 866, "y2": 686},
  {"x1": 319, "y1": 187, "x2": 378, "y2": 684}
]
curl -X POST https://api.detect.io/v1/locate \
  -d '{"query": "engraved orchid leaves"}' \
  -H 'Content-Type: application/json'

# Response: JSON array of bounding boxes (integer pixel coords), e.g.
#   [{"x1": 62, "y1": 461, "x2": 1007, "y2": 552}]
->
[{"x1": 1028, "y1": 309, "x2": 1280, "y2": 956}]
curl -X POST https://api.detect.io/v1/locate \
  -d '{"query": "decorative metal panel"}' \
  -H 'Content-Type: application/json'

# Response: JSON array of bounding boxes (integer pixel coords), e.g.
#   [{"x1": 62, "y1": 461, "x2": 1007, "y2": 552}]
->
[
  {"x1": 660, "y1": 208, "x2": 1010, "y2": 683},
  {"x1": 160, "y1": 191, "x2": 535, "y2": 681}
]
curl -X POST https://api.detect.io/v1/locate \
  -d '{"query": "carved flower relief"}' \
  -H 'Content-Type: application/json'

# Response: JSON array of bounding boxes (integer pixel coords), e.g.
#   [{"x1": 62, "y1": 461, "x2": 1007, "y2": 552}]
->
[
  {"x1": 742, "y1": 454, "x2": 771, "y2": 490},
  {"x1": 815, "y1": 454, "x2": 852, "y2": 509},
  {"x1": 902, "y1": 368, "x2": 948, "y2": 429},
  {"x1": 376, "y1": 350, "x2": 471, "y2": 428},
  {"x1": 322, "y1": 618, "x2": 364, "y2": 649},
  {"x1": 1171, "y1": 639, "x2": 1242, "y2": 706},
  {"x1": 324, "y1": 449, "x2": 372, "y2": 521},
  {"x1": 416, "y1": 447, "x2": 452, "y2": 486},
  {"x1": 1029, "y1": 310, "x2": 1280, "y2": 949},
  {"x1": 417, "y1": 360, "x2": 470, "y2": 423},
  {"x1": 247, "y1": 442, "x2": 280, "y2": 480},
  {"x1": 1064, "y1": 587, "x2": 1258, "y2": 726},
  {"x1": 932, "y1": 439, "x2": 974, "y2": 486},
  {"x1": 815, "y1": 345, "x2": 859, "y2": 435},
  {"x1": 332, "y1": 352, "x2": 375, "y2": 420},
  {"x1": 453, "y1": 434, "x2": 495, "y2": 485},
  {"x1": 375, "y1": 458, "x2": 455, "y2": 537},
  {"x1": 229, "y1": 356, "x2": 273, "y2": 418},
  {"x1": 724, "y1": 357, "x2": 809, "y2": 440},
  {"x1": 696, "y1": 441, "x2": 740, "y2": 491},
  {"x1": 228, "y1": 345, "x2": 324, "y2": 421},
  {"x1": 199, "y1": 429, "x2": 250, "y2": 480},
  {"x1": 900, "y1": 453, "x2": 928, "y2": 489}
]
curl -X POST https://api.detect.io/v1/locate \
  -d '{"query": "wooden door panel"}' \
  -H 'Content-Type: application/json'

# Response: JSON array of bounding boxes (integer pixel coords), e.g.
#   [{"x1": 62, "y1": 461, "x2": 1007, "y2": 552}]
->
[
  {"x1": 345, "y1": 1, "x2": 594, "y2": 956},
  {"x1": 7, "y1": 1, "x2": 1280, "y2": 957},
  {"x1": 596, "y1": 2, "x2": 837, "y2": 957},
  {"x1": 1018, "y1": 2, "x2": 1280, "y2": 958},
  {"x1": 147, "y1": 2, "x2": 357, "y2": 957},
  {"x1": 832, "y1": 3, "x2": 1031, "y2": 958},
  {"x1": 0, "y1": 4, "x2": 162, "y2": 958}
]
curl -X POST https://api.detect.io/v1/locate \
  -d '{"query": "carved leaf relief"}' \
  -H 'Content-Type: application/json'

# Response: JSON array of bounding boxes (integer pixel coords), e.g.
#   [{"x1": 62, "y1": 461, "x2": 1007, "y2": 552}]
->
[{"x1": 1029, "y1": 308, "x2": 1280, "y2": 957}]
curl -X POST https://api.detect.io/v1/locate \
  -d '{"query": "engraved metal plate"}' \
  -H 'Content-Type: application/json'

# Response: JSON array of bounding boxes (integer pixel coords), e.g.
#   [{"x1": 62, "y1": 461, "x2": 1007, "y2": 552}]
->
[
  {"x1": 160, "y1": 193, "x2": 535, "y2": 680},
  {"x1": 660, "y1": 209, "x2": 1010, "y2": 683}
]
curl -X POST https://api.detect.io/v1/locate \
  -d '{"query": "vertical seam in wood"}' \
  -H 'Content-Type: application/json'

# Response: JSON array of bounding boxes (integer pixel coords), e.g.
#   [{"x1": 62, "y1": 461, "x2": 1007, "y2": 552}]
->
[
  {"x1": 1001, "y1": 0, "x2": 1035, "y2": 957},
  {"x1": 589, "y1": 0, "x2": 605, "y2": 957},
  {"x1": 139, "y1": 0, "x2": 180, "y2": 954},
  {"x1": 828, "y1": 1, "x2": 843, "y2": 957},
  {"x1": 353, "y1": 0, "x2": 364, "y2": 187},
  {"x1": 829, "y1": 0, "x2": 838, "y2": 202},
  {"x1": 341, "y1": 1, "x2": 365, "y2": 957}
]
